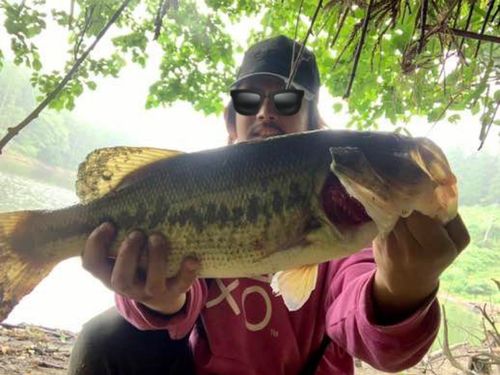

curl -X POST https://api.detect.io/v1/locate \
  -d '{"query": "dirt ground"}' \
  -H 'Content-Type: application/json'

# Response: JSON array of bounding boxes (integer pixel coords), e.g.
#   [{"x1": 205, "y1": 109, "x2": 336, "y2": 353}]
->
[
  {"x1": 0, "y1": 322, "x2": 498, "y2": 375},
  {"x1": 0, "y1": 323, "x2": 76, "y2": 374}
]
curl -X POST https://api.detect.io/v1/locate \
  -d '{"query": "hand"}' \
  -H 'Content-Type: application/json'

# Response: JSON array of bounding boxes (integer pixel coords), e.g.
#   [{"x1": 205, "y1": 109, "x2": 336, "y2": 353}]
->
[
  {"x1": 372, "y1": 211, "x2": 470, "y2": 324},
  {"x1": 82, "y1": 223, "x2": 200, "y2": 316}
]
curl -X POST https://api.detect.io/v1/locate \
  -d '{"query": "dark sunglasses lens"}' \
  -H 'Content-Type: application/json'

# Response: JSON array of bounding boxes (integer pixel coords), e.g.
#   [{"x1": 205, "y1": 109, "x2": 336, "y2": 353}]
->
[
  {"x1": 232, "y1": 92, "x2": 262, "y2": 115},
  {"x1": 273, "y1": 92, "x2": 302, "y2": 115}
]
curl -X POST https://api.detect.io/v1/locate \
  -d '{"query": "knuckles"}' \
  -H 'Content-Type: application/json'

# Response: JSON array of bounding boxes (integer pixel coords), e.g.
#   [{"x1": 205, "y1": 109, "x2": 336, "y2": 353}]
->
[
  {"x1": 81, "y1": 259, "x2": 97, "y2": 272},
  {"x1": 144, "y1": 283, "x2": 165, "y2": 297},
  {"x1": 124, "y1": 231, "x2": 146, "y2": 249},
  {"x1": 460, "y1": 231, "x2": 471, "y2": 250},
  {"x1": 148, "y1": 233, "x2": 166, "y2": 250},
  {"x1": 111, "y1": 275, "x2": 134, "y2": 294},
  {"x1": 88, "y1": 223, "x2": 114, "y2": 243}
]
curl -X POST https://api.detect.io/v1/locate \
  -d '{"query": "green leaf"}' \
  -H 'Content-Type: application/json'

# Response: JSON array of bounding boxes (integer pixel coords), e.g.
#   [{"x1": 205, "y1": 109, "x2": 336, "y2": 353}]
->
[
  {"x1": 471, "y1": 102, "x2": 481, "y2": 116},
  {"x1": 73, "y1": 83, "x2": 83, "y2": 96},
  {"x1": 65, "y1": 99, "x2": 75, "y2": 111},
  {"x1": 32, "y1": 59, "x2": 42, "y2": 71},
  {"x1": 0, "y1": 0, "x2": 497, "y2": 129},
  {"x1": 448, "y1": 114, "x2": 461, "y2": 124},
  {"x1": 494, "y1": 90, "x2": 500, "y2": 102},
  {"x1": 428, "y1": 108, "x2": 443, "y2": 123},
  {"x1": 86, "y1": 81, "x2": 97, "y2": 90}
]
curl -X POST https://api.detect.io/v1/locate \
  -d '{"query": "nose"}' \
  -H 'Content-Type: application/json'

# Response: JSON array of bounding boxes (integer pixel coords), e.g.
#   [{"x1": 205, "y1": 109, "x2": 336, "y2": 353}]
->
[{"x1": 256, "y1": 97, "x2": 278, "y2": 122}]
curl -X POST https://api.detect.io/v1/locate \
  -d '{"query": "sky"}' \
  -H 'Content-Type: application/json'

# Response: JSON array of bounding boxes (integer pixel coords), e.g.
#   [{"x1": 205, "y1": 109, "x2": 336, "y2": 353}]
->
[{"x1": 0, "y1": 3, "x2": 499, "y2": 332}]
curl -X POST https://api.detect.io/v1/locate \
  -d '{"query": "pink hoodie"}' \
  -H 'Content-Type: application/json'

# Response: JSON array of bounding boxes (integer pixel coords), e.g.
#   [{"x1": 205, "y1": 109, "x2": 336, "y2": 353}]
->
[{"x1": 116, "y1": 247, "x2": 440, "y2": 374}]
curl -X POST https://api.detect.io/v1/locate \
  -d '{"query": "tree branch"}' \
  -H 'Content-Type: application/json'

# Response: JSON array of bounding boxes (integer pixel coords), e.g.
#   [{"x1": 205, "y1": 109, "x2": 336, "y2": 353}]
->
[
  {"x1": 370, "y1": 22, "x2": 391, "y2": 72},
  {"x1": 427, "y1": 25, "x2": 500, "y2": 44},
  {"x1": 74, "y1": 5, "x2": 95, "y2": 61},
  {"x1": 332, "y1": 26, "x2": 358, "y2": 71},
  {"x1": 418, "y1": 0, "x2": 429, "y2": 53},
  {"x1": 441, "y1": 305, "x2": 477, "y2": 374},
  {"x1": 0, "y1": 0, "x2": 133, "y2": 155},
  {"x1": 69, "y1": 0, "x2": 76, "y2": 30},
  {"x1": 290, "y1": 0, "x2": 306, "y2": 84},
  {"x1": 425, "y1": 94, "x2": 459, "y2": 136},
  {"x1": 474, "y1": 0, "x2": 496, "y2": 58},
  {"x1": 475, "y1": 303, "x2": 500, "y2": 343},
  {"x1": 492, "y1": 3, "x2": 500, "y2": 24},
  {"x1": 317, "y1": 6, "x2": 335, "y2": 35},
  {"x1": 287, "y1": 0, "x2": 323, "y2": 89},
  {"x1": 343, "y1": 0, "x2": 375, "y2": 99},
  {"x1": 491, "y1": 278, "x2": 500, "y2": 291},
  {"x1": 330, "y1": 7, "x2": 349, "y2": 48},
  {"x1": 154, "y1": 0, "x2": 170, "y2": 41},
  {"x1": 444, "y1": 0, "x2": 463, "y2": 65},
  {"x1": 459, "y1": 0, "x2": 476, "y2": 52},
  {"x1": 478, "y1": 100, "x2": 500, "y2": 151}
]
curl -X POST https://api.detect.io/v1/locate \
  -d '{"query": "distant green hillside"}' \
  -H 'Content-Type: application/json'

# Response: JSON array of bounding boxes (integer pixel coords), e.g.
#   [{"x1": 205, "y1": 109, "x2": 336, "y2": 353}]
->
[
  {"x1": 447, "y1": 148, "x2": 500, "y2": 206},
  {"x1": 440, "y1": 205, "x2": 500, "y2": 304},
  {"x1": 0, "y1": 62, "x2": 132, "y2": 172}
]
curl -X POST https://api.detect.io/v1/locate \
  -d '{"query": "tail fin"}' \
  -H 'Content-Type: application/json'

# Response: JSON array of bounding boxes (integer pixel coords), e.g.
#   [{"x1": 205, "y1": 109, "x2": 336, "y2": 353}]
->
[{"x1": 0, "y1": 211, "x2": 58, "y2": 322}]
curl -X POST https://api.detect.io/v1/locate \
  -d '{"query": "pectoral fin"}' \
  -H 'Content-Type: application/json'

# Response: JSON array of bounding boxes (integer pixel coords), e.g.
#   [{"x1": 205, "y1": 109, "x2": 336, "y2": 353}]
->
[{"x1": 271, "y1": 264, "x2": 318, "y2": 311}]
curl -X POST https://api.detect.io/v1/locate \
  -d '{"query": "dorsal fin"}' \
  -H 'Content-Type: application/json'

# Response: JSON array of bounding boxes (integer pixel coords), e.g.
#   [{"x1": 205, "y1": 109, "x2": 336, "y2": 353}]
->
[{"x1": 76, "y1": 147, "x2": 184, "y2": 203}]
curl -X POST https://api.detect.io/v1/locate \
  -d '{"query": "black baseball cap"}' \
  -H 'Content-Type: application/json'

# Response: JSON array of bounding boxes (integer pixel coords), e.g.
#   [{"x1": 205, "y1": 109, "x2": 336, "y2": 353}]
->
[{"x1": 230, "y1": 35, "x2": 320, "y2": 100}]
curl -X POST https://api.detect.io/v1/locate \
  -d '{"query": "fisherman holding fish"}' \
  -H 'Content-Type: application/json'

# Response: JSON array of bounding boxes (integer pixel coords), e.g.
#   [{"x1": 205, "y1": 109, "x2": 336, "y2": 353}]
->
[{"x1": 41, "y1": 36, "x2": 471, "y2": 374}]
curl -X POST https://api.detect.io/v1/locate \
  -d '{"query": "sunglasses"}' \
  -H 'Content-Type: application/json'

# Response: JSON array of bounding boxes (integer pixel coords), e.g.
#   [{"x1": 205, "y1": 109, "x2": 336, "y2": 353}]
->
[{"x1": 230, "y1": 89, "x2": 305, "y2": 116}]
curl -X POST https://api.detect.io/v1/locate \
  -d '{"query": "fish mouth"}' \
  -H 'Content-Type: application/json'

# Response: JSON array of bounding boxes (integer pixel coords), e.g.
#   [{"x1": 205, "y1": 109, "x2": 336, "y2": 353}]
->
[{"x1": 321, "y1": 173, "x2": 372, "y2": 227}]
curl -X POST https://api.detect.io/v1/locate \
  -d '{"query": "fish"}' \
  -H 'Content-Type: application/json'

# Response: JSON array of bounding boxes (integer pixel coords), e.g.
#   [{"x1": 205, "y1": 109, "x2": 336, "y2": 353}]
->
[{"x1": 0, "y1": 129, "x2": 458, "y2": 319}]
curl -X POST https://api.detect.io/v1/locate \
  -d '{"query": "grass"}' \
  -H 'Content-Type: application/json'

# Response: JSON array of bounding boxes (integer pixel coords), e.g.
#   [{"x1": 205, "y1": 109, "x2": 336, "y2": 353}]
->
[
  {"x1": 439, "y1": 204, "x2": 500, "y2": 304},
  {"x1": 432, "y1": 298, "x2": 484, "y2": 351}
]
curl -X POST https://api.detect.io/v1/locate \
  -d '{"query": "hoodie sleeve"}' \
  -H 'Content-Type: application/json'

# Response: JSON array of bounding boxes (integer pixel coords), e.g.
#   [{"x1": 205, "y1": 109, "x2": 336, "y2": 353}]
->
[
  {"x1": 114, "y1": 279, "x2": 208, "y2": 339},
  {"x1": 324, "y1": 247, "x2": 441, "y2": 372}
]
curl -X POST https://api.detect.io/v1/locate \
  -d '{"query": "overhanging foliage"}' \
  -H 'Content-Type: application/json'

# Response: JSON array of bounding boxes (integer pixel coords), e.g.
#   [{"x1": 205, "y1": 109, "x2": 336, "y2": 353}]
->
[{"x1": 0, "y1": 0, "x2": 498, "y2": 151}]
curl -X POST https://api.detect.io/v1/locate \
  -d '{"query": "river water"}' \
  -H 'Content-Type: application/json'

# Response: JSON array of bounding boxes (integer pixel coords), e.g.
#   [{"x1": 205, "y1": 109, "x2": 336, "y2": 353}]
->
[{"x1": 0, "y1": 171, "x2": 114, "y2": 332}]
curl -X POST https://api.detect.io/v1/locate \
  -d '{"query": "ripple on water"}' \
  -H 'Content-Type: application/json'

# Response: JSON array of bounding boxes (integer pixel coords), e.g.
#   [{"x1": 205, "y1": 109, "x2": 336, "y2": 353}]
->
[{"x1": 0, "y1": 171, "x2": 78, "y2": 213}]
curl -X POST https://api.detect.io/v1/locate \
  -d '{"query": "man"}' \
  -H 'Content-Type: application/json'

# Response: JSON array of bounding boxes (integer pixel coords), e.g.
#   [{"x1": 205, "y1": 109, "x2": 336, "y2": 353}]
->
[{"x1": 68, "y1": 35, "x2": 470, "y2": 375}]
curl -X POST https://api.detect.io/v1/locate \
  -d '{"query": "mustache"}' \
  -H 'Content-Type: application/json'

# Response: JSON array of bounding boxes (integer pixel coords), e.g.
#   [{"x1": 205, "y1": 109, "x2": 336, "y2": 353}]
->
[{"x1": 248, "y1": 123, "x2": 284, "y2": 138}]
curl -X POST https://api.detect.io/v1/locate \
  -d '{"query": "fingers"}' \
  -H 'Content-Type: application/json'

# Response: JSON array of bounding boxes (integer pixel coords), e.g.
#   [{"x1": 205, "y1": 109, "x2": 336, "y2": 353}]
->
[
  {"x1": 405, "y1": 211, "x2": 470, "y2": 255},
  {"x1": 445, "y1": 214, "x2": 470, "y2": 253},
  {"x1": 111, "y1": 231, "x2": 146, "y2": 296},
  {"x1": 144, "y1": 234, "x2": 168, "y2": 297},
  {"x1": 404, "y1": 211, "x2": 456, "y2": 254},
  {"x1": 392, "y1": 218, "x2": 421, "y2": 256},
  {"x1": 167, "y1": 257, "x2": 200, "y2": 295},
  {"x1": 82, "y1": 222, "x2": 116, "y2": 287},
  {"x1": 83, "y1": 224, "x2": 200, "y2": 310}
]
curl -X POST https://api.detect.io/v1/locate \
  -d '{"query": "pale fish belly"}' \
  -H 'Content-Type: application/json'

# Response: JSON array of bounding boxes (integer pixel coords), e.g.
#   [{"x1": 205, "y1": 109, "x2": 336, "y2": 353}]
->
[{"x1": 139, "y1": 178, "x2": 318, "y2": 278}]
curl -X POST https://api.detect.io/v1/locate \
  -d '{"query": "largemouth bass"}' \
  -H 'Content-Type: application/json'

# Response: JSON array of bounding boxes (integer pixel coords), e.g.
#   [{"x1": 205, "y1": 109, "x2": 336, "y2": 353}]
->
[{"x1": 0, "y1": 129, "x2": 458, "y2": 319}]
